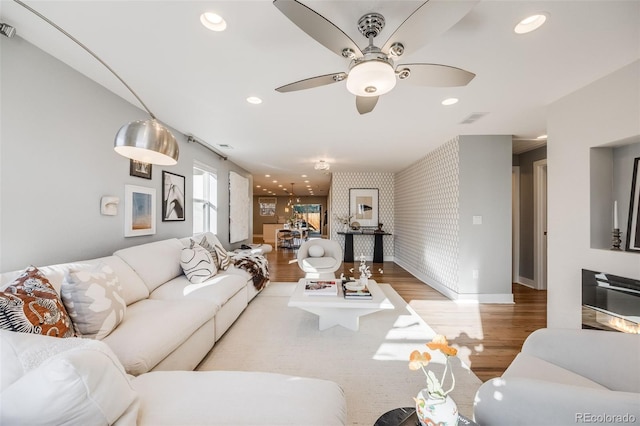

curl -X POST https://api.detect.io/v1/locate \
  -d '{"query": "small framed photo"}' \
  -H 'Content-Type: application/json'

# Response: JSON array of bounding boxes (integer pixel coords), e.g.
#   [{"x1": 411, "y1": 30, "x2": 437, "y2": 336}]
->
[
  {"x1": 162, "y1": 171, "x2": 186, "y2": 221},
  {"x1": 349, "y1": 188, "x2": 379, "y2": 227},
  {"x1": 130, "y1": 159, "x2": 152, "y2": 179},
  {"x1": 626, "y1": 157, "x2": 640, "y2": 252},
  {"x1": 124, "y1": 185, "x2": 156, "y2": 237}
]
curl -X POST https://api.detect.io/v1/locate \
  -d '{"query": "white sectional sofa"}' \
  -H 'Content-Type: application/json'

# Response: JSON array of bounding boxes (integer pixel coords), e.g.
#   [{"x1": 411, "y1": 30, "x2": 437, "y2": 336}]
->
[
  {"x1": 0, "y1": 329, "x2": 347, "y2": 425},
  {"x1": 473, "y1": 328, "x2": 640, "y2": 425},
  {"x1": 0, "y1": 233, "x2": 348, "y2": 425},
  {"x1": 0, "y1": 233, "x2": 258, "y2": 375}
]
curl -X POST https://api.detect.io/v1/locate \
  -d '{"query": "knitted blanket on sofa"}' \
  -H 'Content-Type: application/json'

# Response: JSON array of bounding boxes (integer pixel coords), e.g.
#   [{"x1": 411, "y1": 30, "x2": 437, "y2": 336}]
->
[{"x1": 231, "y1": 253, "x2": 269, "y2": 290}]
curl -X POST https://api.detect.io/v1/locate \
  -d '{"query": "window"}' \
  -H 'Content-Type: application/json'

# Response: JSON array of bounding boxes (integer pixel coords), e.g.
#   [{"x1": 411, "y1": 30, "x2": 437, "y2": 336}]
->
[{"x1": 193, "y1": 163, "x2": 217, "y2": 234}]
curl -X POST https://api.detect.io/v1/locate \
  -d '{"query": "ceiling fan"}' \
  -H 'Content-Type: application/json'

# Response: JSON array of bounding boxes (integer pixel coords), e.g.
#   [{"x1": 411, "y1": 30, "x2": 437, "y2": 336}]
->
[{"x1": 273, "y1": 0, "x2": 478, "y2": 114}]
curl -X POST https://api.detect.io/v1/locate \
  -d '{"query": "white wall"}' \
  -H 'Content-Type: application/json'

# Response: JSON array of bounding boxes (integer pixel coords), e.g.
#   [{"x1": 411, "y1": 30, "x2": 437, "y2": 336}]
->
[
  {"x1": 0, "y1": 36, "x2": 252, "y2": 272},
  {"x1": 458, "y1": 135, "x2": 513, "y2": 299},
  {"x1": 547, "y1": 60, "x2": 640, "y2": 328}
]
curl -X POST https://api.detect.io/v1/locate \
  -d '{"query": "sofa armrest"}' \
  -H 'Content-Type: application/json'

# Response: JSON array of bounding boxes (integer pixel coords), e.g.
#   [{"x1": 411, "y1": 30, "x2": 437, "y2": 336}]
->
[
  {"x1": 474, "y1": 377, "x2": 640, "y2": 426},
  {"x1": 521, "y1": 328, "x2": 640, "y2": 392}
]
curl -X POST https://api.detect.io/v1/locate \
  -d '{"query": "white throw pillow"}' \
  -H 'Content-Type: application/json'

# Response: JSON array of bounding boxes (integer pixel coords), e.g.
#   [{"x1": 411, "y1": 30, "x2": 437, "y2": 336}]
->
[
  {"x1": 61, "y1": 263, "x2": 126, "y2": 340},
  {"x1": 308, "y1": 245, "x2": 325, "y2": 258},
  {"x1": 180, "y1": 243, "x2": 217, "y2": 283},
  {"x1": 0, "y1": 330, "x2": 139, "y2": 425}
]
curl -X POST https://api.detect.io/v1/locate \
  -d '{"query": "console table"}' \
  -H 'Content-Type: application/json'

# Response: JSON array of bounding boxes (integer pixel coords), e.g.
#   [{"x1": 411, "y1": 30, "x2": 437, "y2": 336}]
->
[{"x1": 337, "y1": 231, "x2": 391, "y2": 263}]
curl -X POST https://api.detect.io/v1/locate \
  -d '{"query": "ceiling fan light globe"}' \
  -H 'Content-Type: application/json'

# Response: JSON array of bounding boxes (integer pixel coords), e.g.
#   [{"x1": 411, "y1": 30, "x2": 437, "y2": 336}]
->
[{"x1": 346, "y1": 60, "x2": 396, "y2": 97}]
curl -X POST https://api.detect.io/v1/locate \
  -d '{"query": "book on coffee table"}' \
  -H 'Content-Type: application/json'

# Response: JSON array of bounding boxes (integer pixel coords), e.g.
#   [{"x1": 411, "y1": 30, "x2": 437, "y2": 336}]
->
[
  {"x1": 304, "y1": 280, "x2": 339, "y2": 296},
  {"x1": 342, "y1": 281, "x2": 373, "y2": 299}
]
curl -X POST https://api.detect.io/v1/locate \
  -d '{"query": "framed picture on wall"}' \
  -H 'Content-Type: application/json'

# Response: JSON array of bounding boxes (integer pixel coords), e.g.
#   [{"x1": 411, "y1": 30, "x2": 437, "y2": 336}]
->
[
  {"x1": 129, "y1": 159, "x2": 152, "y2": 179},
  {"x1": 124, "y1": 185, "x2": 156, "y2": 237},
  {"x1": 349, "y1": 188, "x2": 379, "y2": 227},
  {"x1": 162, "y1": 171, "x2": 186, "y2": 222},
  {"x1": 625, "y1": 157, "x2": 640, "y2": 252},
  {"x1": 259, "y1": 197, "x2": 277, "y2": 216}
]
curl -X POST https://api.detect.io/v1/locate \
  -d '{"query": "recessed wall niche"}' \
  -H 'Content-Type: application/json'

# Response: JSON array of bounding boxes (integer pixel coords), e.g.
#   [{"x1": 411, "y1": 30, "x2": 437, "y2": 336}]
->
[{"x1": 590, "y1": 138, "x2": 640, "y2": 250}]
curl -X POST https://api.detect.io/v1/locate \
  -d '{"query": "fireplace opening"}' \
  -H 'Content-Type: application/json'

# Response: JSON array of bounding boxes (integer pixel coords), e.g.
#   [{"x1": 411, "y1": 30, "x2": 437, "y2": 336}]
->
[{"x1": 582, "y1": 269, "x2": 640, "y2": 334}]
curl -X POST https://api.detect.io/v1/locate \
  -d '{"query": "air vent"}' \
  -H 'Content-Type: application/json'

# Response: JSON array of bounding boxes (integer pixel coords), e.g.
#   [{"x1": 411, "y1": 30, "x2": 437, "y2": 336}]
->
[{"x1": 460, "y1": 112, "x2": 488, "y2": 124}]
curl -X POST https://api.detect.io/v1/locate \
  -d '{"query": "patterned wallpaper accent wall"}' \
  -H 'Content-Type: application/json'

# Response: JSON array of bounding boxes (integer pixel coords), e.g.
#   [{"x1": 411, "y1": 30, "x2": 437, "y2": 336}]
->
[
  {"x1": 395, "y1": 138, "x2": 460, "y2": 293},
  {"x1": 331, "y1": 172, "x2": 395, "y2": 261}
]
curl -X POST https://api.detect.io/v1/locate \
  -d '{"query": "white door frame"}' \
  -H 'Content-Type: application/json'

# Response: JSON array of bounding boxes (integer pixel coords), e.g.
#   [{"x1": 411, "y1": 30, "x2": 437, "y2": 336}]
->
[
  {"x1": 512, "y1": 166, "x2": 521, "y2": 284},
  {"x1": 533, "y1": 159, "x2": 548, "y2": 290}
]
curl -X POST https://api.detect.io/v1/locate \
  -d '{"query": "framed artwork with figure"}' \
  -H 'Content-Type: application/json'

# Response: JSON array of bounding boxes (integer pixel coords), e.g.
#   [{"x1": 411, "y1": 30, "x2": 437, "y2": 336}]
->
[
  {"x1": 349, "y1": 188, "x2": 379, "y2": 227},
  {"x1": 129, "y1": 159, "x2": 152, "y2": 179},
  {"x1": 162, "y1": 171, "x2": 185, "y2": 222}
]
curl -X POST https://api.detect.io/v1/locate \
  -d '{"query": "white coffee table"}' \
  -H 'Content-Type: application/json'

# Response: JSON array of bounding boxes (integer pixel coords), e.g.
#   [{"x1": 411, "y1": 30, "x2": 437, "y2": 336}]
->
[{"x1": 288, "y1": 279, "x2": 394, "y2": 331}]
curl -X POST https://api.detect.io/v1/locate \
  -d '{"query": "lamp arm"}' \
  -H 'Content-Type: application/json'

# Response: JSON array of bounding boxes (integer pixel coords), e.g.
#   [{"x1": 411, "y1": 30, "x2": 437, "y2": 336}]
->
[{"x1": 13, "y1": 0, "x2": 156, "y2": 119}]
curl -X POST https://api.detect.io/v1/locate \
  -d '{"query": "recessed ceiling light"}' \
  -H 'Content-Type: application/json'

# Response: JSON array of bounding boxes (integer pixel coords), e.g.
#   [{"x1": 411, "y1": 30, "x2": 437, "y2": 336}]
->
[
  {"x1": 265, "y1": 174, "x2": 270, "y2": 177},
  {"x1": 272, "y1": 180, "x2": 277, "y2": 183},
  {"x1": 442, "y1": 98, "x2": 459, "y2": 106},
  {"x1": 256, "y1": 185, "x2": 261, "y2": 188},
  {"x1": 246, "y1": 96, "x2": 262, "y2": 105},
  {"x1": 262, "y1": 188, "x2": 267, "y2": 191},
  {"x1": 200, "y1": 12, "x2": 227, "y2": 32},
  {"x1": 304, "y1": 180, "x2": 310, "y2": 183},
  {"x1": 537, "y1": 134, "x2": 548, "y2": 140},
  {"x1": 514, "y1": 13, "x2": 548, "y2": 34},
  {"x1": 301, "y1": 174, "x2": 307, "y2": 178}
]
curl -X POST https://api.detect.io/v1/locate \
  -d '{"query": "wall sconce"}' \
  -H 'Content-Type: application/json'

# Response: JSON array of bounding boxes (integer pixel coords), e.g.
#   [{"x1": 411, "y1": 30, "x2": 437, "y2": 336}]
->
[{"x1": 101, "y1": 196, "x2": 120, "y2": 216}]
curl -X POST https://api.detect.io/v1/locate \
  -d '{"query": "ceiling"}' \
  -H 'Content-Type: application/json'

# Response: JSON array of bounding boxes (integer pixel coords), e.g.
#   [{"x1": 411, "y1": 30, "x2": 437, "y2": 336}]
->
[{"x1": 1, "y1": 1, "x2": 638, "y2": 197}]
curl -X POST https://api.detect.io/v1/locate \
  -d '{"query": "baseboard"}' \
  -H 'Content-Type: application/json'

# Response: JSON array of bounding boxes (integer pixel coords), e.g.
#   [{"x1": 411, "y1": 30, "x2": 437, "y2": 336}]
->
[
  {"x1": 394, "y1": 258, "x2": 514, "y2": 304},
  {"x1": 517, "y1": 276, "x2": 536, "y2": 288}
]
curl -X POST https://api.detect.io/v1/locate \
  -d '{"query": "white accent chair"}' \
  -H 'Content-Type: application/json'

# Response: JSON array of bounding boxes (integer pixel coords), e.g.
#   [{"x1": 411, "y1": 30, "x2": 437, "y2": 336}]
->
[
  {"x1": 473, "y1": 328, "x2": 640, "y2": 425},
  {"x1": 297, "y1": 239, "x2": 343, "y2": 280}
]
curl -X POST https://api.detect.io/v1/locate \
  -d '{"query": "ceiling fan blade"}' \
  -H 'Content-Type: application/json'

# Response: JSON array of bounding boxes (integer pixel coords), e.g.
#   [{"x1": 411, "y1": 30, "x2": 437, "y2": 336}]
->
[
  {"x1": 381, "y1": 0, "x2": 478, "y2": 58},
  {"x1": 273, "y1": 0, "x2": 363, "y2": 59},
  {"x1": 397, "y1": 64, "x2": 475, "y2": 87},
  {"x1": 276, "y1": 72, "x2": 347, "y2": 93},
  {"x1": 356, "y1": 96, "x2": 379, "y2": 115}
]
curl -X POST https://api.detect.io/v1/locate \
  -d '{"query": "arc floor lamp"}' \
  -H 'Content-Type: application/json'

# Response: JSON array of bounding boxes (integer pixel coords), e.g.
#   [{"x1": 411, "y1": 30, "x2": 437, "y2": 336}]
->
[{"x1": 3, "y1": 0, "x2": 179, "y2": 166}]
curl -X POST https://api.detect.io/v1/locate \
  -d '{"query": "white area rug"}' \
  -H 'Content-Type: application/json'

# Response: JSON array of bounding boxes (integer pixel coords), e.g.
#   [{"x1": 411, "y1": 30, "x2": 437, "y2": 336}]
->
[{"x1": 198, "y1": 282, "x2": 482, "y2": 425}]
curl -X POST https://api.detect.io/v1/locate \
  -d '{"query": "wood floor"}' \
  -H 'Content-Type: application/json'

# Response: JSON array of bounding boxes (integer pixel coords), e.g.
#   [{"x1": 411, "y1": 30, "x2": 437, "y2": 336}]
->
[{"x1": 262, "y1": 244, "x2": 547, "y2": 382}]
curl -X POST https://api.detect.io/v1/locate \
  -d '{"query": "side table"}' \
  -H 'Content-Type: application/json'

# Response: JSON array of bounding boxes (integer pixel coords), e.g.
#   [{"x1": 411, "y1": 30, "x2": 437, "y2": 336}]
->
[{"x1": 374, "y1": 407, "x2": 478, "y2": 426}]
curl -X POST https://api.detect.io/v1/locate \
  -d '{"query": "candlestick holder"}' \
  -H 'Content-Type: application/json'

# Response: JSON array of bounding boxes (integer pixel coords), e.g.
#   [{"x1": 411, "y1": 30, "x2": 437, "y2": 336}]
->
[{"x1": 611, "y1": 228, "x2": 622, "y2": 251}]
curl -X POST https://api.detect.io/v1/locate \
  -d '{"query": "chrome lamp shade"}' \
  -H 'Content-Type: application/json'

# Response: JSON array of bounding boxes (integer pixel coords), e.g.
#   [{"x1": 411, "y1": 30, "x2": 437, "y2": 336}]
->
[{"x1": 114, "y1": 119, "x2": 179, "y2": 166}]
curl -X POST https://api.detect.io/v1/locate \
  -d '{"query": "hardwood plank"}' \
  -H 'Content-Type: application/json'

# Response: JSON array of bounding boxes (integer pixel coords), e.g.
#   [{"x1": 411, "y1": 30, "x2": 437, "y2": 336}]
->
[{"x1": 262, "y1": 245, "x2": 547, "y2": 382}]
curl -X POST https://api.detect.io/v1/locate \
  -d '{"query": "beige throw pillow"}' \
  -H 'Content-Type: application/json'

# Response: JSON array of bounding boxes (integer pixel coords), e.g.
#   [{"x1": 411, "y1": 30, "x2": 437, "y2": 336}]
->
[
  {"x1": 198, "y1": 235, "x2": 232, "y2": 271},
  {"x1": 61, "y1": 263, "x2": 126, "y2": 340}
]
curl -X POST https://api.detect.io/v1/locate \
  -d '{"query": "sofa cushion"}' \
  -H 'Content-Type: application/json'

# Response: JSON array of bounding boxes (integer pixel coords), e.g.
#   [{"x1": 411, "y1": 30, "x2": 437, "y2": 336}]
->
[
  {"x1": 0, "y1": 266, "x2": 74, "y2": 338},
  {"x1": 0, "y1": 330, "x2": 139, "y2": 425},
  {"x1": 102, "y1": 298, "x2": 216, "y2": 376},
  {"x1": 150, "y1": 273, "x2": 246, "y2": 309},
  {"x1": 114, "y1": 239, "x2": 184, "y2": 292},
  {"x1": 503, "y1": 353, "x2": 608, "y2": 390},
  {"x1": 131, "y1": 370, "x2": 347, "y2": 425},
  {"x1": 302, "y1": 257, "x2": 338, "y2": 270},
  {"x1": 180, "y1": 243, "x2": 217, "y2": 283},
  {"x1": 60, "y1": 262, "x2": 126, "y2": 339}
]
